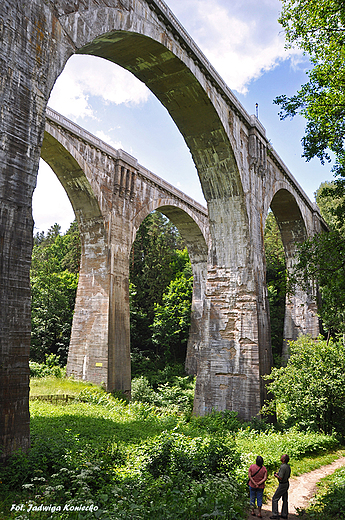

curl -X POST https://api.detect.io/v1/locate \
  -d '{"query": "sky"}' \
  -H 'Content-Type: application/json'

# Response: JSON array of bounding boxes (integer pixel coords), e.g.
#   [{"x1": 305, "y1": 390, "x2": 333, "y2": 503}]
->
[{"x1": 33, "y1": 0, "x2": 334, "y2": 234}]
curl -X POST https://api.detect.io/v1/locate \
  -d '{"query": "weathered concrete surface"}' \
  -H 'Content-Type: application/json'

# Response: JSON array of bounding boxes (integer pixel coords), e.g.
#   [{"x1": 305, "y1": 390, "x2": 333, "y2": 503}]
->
[{"x1": 0, "y1": 0, "x2": 325, "y2": 460}]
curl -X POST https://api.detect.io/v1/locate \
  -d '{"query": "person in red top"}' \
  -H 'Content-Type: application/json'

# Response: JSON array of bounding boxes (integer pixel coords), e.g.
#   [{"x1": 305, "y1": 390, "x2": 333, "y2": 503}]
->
[{"x1": 248, "y1": 455, "x2": 268, "y2": 518}]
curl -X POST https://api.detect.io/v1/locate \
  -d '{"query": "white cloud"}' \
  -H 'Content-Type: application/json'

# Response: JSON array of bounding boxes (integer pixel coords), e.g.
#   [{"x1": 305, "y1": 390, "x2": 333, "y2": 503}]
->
[
  {"x1": 94, "y1": 130, "x2": 123, "y2": 150},
  {"x1": 49, "y1": 55, "x2": 151, "y2": 119},
  {"x1": 167, "y1": 0, "x2": 301, "y2": 93},
  {"x1": 49, "y1": 72, "x2": 94, "y2": 119},
  {"x1": 33, "y1": 160, "x2": 75, "y2": 234}
]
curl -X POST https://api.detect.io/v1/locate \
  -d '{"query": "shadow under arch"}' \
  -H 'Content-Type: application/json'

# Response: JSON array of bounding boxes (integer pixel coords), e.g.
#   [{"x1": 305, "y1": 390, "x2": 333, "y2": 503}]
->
[
  {"x1": 270, "y1": 188, "x2": 308, "y2": 259},
  {"x1": 131, "y1": 200, "x2": 210, "y2": 376},
  {"x1": 269, "y1": 188, "x2": 319, "y2": 359}
]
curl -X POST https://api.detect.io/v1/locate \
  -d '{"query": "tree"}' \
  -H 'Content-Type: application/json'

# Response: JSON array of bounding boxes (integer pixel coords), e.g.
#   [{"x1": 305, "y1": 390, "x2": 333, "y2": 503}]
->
[
  {"x1": 151, "y1": 264, "x2": 193, "y2": 363},
  {"x1": 316, "y1": 180, "x2": 345, "y2": 233},
  {"x1": 264, "y1": 212, "x2": 287, "y2": 364},
  {"x1": 275, "y1": 0, "x2": 345, "y2": 178},
  {"x1": 263, "y1": 335, "x2": 345, "y2": 436},
  {"x1": 129, "y1": 212, "x2": 189, "y2": 353},
  {"x1": 289, "y1": 229, "x2": 345, "y2": 333},
  {"x1": 287, "y1": 182, "x2": 345, "y2": 335},
  {"x1": 30, "y1": 222, "x2": 80, "y2": 365}
]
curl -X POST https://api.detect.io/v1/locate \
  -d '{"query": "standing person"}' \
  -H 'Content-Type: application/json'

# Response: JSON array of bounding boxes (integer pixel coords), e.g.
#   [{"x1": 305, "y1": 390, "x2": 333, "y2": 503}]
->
[
  {"x1": 270, "y1": 454, "x2": 291, "y2": 519},
  {"x1": 248, "y1": 455, "x2": 267, "y2": 518}
]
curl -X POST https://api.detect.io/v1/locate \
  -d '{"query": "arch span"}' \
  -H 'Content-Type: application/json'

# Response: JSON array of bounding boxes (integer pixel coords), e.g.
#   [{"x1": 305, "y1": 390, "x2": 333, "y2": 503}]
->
[
  {"x1": 131, "y1": 201, "x2": 209, "y2": 376},
  {"x1": 269, "y1": 189, "x2": 319, "y2": 359}
]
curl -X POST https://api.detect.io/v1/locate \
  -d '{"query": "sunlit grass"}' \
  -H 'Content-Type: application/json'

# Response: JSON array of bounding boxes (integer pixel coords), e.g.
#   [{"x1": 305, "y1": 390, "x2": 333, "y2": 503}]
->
[
  {"x1": 2, "y1": 376, "x2": 343, "y2": 519},
  {"x1": 29, "y1": 376, "x2": 98, "y2": 396}
]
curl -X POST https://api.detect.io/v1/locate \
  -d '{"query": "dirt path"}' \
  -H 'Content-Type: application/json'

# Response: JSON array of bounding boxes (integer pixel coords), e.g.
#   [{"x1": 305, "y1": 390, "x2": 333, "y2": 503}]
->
[{"x1": 247, "y1": 456, "x2": 345, "y2": 519}]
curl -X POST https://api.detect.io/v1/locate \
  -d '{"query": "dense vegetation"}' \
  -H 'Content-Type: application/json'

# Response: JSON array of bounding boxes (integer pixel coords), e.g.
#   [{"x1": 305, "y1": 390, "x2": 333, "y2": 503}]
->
[
  {"x1": 288, "y1": 181, "x2": 345, "y2": 337},
  {"x1": 264, "y1": 212, "x2": 286, "y2": 365},
  {"x1": 263, "y1": 335, "x2": 345, "y2": 436},
  {"x1": 1, "y1": 369, "x2": 342, "y2": 520},
  {"x1": 31, "y1": 222, "x2": 80, "y2": 366},
  {"x1": 129, "y1": 211, "x2": 193, "y2": 367}
]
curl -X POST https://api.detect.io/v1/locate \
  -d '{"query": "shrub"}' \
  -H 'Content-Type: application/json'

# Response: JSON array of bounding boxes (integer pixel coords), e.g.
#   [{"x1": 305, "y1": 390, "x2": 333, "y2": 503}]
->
[
  {"x1": 131, "y1": 376, "x2": 156, "y2": 404},
  {"x1": 131, "y1": 375, "x2": 195, "y2": 414},
  {"x1": 263, "y1": 335, "x2": 345, "y2": 436},
  {"x1": 142, "y1": 430, "x2": 241, "y2": 480},
  {"x1": 29, "y1": 354, "x2": 66, "y2": 378},
  {"x1": 190, "y1": 409, "x2": 243, "y2": 434}
]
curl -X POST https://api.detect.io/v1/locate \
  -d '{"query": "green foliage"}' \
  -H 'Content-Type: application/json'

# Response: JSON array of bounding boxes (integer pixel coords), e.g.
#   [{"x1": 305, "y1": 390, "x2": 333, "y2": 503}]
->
[
  {"x1": 301, "y1": 465, "x2": 345, "y2": 519},
  {"x1": 264, "y1": 212, "x2": 287, "y2": 364},
  {"x1": 275, "y1": 0, "x2": 345, "y2": 177},
  {"x1": 262, "y1": 335, "x2": 345, "y2": 435},
  {"x1": 129, "y1": 212, "x2": 192, "y2": 362},
  {"x1": 142, "y1": 430, "x2": 241, "y2": 482},
  {"x1": 30, "y1": 375, "x2": 98, "y2": 397},
  {"x1": 289, "y1": 230, "x2": 345, "y2": 332},
  {"x1": 288, "y1": 181, "x2": 345, "y2": 334},
  {"x1": 130, "y1": 212, "x2": 185, "y2": 324},
  {"x1": 316, "y1": 181, "x2": 345, "y2": 232},
  {"x1": 1, "y1": 376, "x2": 341, "y2": 520},
  {"x1": 31, "y1": 222, "x2": 80, "y2": 365},
  {"x1": 151, "y1": 271, "x2": 193, "y2": 362},
  {"x1": 29, "y1": 354, "x2": 66, "y2": 378},
  {"x1": 131, "y1": 374, "x2": 195, "y2": 414},
  {"x1": 190, "y1": 409, "x2": 244, "y2": 434},
  {"x1": 236, "y1": 427, "x2": 339, "y2": 476}
]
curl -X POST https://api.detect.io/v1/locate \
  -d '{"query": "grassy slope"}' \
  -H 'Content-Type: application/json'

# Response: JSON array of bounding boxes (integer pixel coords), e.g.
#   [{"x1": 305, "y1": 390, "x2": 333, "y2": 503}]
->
[{"x1": 1, "y1": 377, "x2": 343, "y2": 519}]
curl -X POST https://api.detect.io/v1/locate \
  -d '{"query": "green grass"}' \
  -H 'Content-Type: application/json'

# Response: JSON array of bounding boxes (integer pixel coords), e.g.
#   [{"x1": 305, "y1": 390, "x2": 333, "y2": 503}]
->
[
  {"x1": 30, "y1": 376, "x2": 98, "y2": 396},
  {"x1": 1, "y1": 376, "x2": 344, "y2": 520},
  {"x1": 300, "y1": 465, "x2": 345, "y2": 519}
]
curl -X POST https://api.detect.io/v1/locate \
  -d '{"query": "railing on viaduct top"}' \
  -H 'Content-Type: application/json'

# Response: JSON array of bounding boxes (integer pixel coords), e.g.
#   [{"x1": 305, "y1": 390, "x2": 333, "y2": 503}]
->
[{"x1": 45, "y1": 107, "x2": 208, "y2": 217}]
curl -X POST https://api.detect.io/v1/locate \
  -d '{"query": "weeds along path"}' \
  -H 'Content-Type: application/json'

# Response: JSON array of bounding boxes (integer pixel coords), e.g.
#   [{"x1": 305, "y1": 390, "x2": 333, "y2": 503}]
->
[{"x1": 247, "y1": 456, "x2": 345, "y2": 519}]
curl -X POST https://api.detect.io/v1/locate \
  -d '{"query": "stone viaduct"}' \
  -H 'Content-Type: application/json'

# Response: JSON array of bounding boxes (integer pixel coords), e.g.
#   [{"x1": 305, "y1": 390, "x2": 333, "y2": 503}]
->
[
  {"x1": 0, "y1": 0, "x2": 326, "y2": 460},
  {"x1": 43, "y1": 107, "x2": 210, "y2": 396}
]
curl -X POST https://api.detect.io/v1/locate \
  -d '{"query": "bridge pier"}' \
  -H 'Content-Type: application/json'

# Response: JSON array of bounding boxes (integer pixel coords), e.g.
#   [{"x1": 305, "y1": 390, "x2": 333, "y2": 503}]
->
[
  {"x1": 192, "y1": 198, "x2": 272, "y2": 420},
  {"x1": 66, "y1": 218, "x2": 112, "y2": 388}
]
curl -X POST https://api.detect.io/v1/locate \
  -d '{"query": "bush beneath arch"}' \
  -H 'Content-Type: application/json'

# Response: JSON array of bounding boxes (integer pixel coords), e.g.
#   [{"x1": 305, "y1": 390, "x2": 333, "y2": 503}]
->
[{"x1": 262, "y1": 335, "x2": 345, "y2": 437}]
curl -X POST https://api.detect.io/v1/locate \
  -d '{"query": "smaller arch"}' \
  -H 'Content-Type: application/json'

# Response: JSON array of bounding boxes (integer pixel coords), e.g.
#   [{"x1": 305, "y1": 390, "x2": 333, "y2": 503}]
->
[
  {"x1": 268, "y1": 189, "x2": 319, "y2": 359},
  {"x1": 270, "y1": 188, "x2": 308, "y2": 259},
  {"x1": 41, "y1": 129, "x2": 111, "y2": 386},
  {"x1": 41, "y1": 130, "x2": 105, "y2": 226},
  {"x1": 131, "y1": 201, "x2": 209, "y2": 376},
  {"x1": 131, "y1": 198, "x2": 209, "y2": 262}
]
